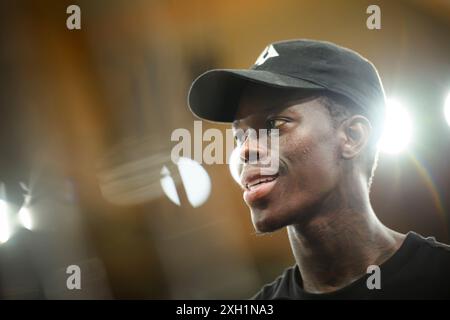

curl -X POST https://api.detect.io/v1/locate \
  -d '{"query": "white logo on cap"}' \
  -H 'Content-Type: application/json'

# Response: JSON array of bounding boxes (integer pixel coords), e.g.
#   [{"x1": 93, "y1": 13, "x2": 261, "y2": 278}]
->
[{"x1": 254, "y1": 45, "x2": 279, "y2": 66}]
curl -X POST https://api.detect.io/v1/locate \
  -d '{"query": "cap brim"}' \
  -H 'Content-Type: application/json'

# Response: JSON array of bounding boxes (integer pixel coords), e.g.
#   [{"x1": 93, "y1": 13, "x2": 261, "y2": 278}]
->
[{"x1": 188, "y1": 69, "x2": 325, "y2": 123}]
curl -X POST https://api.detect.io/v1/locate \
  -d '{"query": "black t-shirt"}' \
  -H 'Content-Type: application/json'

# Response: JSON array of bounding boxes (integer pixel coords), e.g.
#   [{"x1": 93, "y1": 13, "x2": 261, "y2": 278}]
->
[{"x1": 252, "y1": 231, "x2": 450, "y2": 299}]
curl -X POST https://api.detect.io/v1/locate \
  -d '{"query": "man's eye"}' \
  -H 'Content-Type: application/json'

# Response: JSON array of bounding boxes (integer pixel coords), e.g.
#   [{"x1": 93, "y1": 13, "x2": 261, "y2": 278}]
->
[{"x1": 267, "y1": 119, "x2": 286, "y2": 130}]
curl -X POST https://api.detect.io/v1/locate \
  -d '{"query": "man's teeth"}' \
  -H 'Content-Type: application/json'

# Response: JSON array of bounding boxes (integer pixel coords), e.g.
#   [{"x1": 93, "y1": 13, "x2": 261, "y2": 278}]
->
[{"x1": 246, "y1": 177, "x2": 277, "y2": 189}]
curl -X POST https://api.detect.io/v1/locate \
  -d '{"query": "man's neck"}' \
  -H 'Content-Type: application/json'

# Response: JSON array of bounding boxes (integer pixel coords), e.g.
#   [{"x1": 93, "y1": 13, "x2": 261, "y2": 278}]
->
[{"x1": 287, "y1": 176, "x2": 405, "y2": 294}]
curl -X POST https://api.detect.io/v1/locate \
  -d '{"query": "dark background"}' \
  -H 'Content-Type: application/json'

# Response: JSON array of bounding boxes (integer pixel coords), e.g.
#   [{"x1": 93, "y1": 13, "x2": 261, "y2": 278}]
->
[{"x1": 0, "y1": 0, "x2": 449, "y2": 299}]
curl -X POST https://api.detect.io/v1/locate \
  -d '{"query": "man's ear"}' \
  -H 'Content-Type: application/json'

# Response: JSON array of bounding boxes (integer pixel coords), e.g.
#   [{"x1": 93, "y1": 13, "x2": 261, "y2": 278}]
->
[{"x1": 340, "y1": 115, "x2": 372, "y2": 159}]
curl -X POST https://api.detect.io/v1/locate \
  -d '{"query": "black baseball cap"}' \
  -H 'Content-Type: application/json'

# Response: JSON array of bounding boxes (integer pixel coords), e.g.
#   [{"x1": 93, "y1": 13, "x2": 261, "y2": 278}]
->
[{"x1": 188, "y1": 39, "x2": 386, "y2": 126}]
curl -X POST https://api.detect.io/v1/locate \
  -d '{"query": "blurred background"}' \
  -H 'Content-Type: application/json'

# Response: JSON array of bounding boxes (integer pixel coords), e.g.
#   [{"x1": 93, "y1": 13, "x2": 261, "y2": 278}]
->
[{"x1": 0, "y1": 0, "x2": 449, "y2": 299}]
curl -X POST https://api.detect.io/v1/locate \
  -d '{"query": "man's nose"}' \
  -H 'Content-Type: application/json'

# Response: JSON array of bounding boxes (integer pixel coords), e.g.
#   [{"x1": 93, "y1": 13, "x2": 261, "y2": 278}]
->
[{"x1": 239, "y1": 131, "x2": 268, "y2": 164}]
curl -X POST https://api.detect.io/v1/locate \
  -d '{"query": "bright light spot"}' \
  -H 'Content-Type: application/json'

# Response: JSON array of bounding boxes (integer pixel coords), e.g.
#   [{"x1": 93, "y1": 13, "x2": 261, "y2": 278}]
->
[
  {"x1": 229, "y1": 147, "x2": 242, "y2": 185},
  {"x1": 160, "y1": 158, "x2": 211, "y2": 208},
  {"x1": 18, "y1": 206, "x2": 33, "y2": 230},
  {"x1": 379, "y1": 98, "x2": 413, "y2": 154},
  {"x1": 178, "y1": 157, "x2": 211, "y2": 208},
  {"x1": 0, "y1": 199, "x2": 11, "y2": 244},
  {"x1": 160, "y1": 166, "x2": 181, "y2": 206},
  {"x1": 444, "y1": 92, "x2": 450, "y2": 127}
]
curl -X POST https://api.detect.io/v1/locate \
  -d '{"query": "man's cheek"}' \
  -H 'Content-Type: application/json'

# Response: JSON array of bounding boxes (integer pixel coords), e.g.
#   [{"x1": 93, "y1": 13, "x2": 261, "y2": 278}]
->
[{"x1": 284, "y1": 139, "x2": 313, "y2": 166}]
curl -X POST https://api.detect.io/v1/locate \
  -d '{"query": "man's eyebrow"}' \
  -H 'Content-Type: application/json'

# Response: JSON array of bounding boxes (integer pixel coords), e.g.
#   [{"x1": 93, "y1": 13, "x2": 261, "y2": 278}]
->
[
  {"x1": 267, "y1": 104, "x2": 297, "y2": 116},
  {"x1": 231, "y1": 95, "x2": 307, "y2": 125},
  {"x1": 267, "y1": 95, "x2": 318, "y2": 114}
]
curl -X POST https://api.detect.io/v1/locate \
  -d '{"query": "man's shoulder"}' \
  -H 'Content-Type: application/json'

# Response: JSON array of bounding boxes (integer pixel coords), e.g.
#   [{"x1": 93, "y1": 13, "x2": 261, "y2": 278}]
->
[
  {"x1": 414, "y1": 232, "x2": 450, "y2": 267},
  {"x1": 251, "y1": 265, "x2": 298, "y2": 300},
  {"x1": 412, "y1": 232, "x2": 450, "y2": 257},
  {"x1": 402, "y1": 232, "x2": 450, "y2": 288},
  {"x1": 422, "y1": 235, "x2": 450, "y2": 251}
]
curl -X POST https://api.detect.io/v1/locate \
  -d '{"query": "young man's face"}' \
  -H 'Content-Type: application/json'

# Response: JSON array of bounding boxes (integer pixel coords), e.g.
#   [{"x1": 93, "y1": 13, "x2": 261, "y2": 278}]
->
[{"x1": 232, "y1": 85, "x2": 343, "y2": 233}]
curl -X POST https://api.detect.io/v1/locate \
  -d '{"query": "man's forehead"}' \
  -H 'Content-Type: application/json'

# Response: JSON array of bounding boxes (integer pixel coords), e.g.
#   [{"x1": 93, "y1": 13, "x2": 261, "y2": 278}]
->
[{"x1": 234, "y1": 97, "x2": 277, "y2": 122}]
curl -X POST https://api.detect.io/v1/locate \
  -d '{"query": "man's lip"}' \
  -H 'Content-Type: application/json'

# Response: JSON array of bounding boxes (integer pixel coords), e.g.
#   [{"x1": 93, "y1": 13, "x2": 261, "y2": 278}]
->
[
  {"x1": 241, "y1": 168, "x2": 279, "y2": 190},
  {"x1": 244, "y1": 174, "x2": 278, "y2": 190},
  {"x1": 243, "y1": 175, "x2": 278, "y2": 203}
]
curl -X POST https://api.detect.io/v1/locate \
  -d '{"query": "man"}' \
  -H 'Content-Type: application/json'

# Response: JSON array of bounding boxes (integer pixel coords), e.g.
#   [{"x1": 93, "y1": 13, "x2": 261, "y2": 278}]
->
[{"x1": 187, "y1": 39, "x2": 450, "y2": 299}]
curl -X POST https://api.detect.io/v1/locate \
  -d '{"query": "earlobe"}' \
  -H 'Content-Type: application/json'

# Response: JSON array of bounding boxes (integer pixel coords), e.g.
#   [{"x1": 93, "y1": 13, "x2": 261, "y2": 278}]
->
[{"x1": 341, "y1": 116, "x2": 371, "y2": 159}]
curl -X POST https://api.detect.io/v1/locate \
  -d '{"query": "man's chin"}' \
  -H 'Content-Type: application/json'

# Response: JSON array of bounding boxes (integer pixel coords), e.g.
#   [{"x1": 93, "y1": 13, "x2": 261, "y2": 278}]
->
[{"x1": 250, "y1": 208, "x2": 287, "y2": 234}]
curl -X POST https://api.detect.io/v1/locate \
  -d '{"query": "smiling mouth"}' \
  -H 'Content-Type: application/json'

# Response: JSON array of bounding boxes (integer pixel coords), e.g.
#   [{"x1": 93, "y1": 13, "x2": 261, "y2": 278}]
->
[
  {"x1": 245, "y1": 175, "x2": 278, "y2": 191},
  {"x1": 243, "y1": 174, "x2": 279, "y2": 203}
]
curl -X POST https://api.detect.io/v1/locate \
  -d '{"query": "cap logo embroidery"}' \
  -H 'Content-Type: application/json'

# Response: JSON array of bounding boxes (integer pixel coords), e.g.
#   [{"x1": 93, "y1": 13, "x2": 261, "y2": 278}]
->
[{"x1": 254, "y1": 45, "x2": 279, "y2": 66}]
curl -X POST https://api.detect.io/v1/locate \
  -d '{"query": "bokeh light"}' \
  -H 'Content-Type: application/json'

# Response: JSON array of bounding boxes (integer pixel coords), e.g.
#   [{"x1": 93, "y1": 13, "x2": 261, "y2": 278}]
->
[
  {"x1": 160, "y1": 158, "x2": 211, "y2": 208},
  {"x1": 229, "y1": 147, "x2": 243, "y2": 186},
  {"x1": 18, "y1": 206, "x2": 33, "y2": 230},
  {"x1": 379, "y1": 98, "x2": 413, "y2": 154},
  {"x1": 177, "y1": 157, "x2": 211, "y2": 208},
  {"x1": 0, "y1": 199, "x2": 11, "y2": 244},
  {"x1": 444, "y1": 92, "x2": 450, "y2": 127}
]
